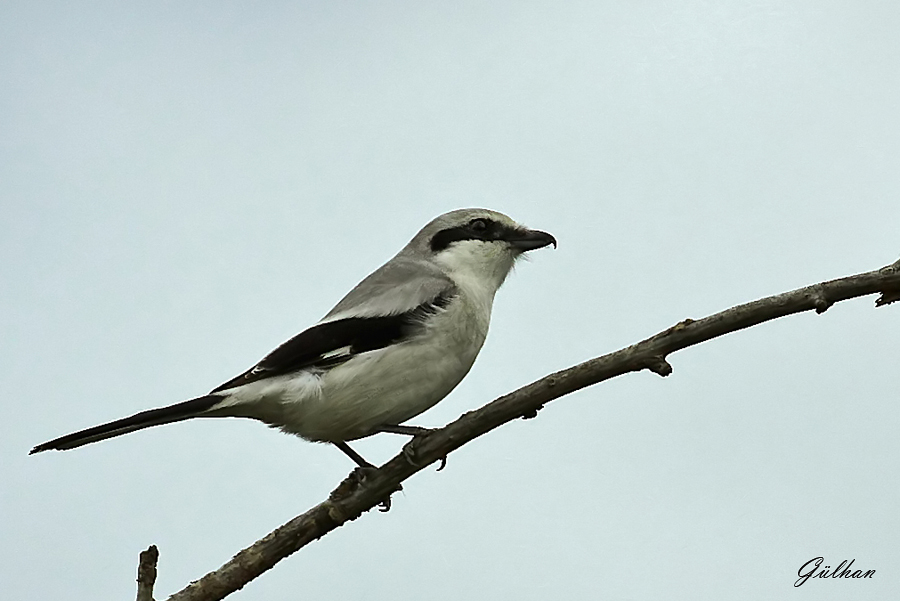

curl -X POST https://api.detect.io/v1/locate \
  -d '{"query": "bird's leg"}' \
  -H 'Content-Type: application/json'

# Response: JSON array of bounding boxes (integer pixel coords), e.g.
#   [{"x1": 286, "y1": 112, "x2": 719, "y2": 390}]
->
[
  {"x1": 333, "y1": 440, "x2": 374, "y2": 468},
  {"x1": 375, "y1": 424, "x2": 437, "y2": 437},
  {"x1": 374, "y1": 425, "x2": 447, "y2": 471},
  {"x1": 332, "y1": 441, "x2": 397, "y2": 512}
]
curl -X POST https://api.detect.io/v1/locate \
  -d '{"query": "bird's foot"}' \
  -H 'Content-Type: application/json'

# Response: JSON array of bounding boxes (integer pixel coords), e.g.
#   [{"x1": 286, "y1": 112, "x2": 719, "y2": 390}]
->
[
  {"x1": 331, "y1": 466, "x2": 401, "y2": 512},
  {"x1": 375, "y1": 424, "x2": 447, "y2": 471},
  {"x1": 349, "y1": 467, "x2": 400, "y2": 512},
  {"x1": 331, "y1": 441, "x2": 400, "y2": 511},
  {"x1": 402, "y1": 436, "x2": 448, "y2": 472}
]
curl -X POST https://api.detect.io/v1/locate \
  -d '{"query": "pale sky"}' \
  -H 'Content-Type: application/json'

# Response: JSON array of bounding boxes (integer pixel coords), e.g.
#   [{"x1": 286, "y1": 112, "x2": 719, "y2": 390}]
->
[{"x1": 2, "y1": 2, "x2": 899, "y2": 600}]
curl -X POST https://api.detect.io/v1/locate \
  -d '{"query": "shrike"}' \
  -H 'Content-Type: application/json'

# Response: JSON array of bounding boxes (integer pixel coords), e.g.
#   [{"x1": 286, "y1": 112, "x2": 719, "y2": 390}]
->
[{"x1": 31, "y1": 208, "x2": 556, "y2": 467}]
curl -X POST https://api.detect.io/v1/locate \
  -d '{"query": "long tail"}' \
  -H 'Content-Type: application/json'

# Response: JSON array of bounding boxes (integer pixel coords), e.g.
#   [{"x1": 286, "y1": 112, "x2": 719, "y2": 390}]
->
[{"x1": 30, "y1": 395, "x2": 223, "y2": 454}]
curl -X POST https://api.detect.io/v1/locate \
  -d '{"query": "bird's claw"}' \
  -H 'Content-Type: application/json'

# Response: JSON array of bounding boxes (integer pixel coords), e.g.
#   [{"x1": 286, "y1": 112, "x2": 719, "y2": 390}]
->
[
  {"x1": 350, "y1": 465, "x2": 378, "y2": 483},
  {"x1": 402, "y1": 438, "x2": 448, "y2": 471},
  {"x1": 330, "y1": 466, "x2": 401, "y2": 512}
]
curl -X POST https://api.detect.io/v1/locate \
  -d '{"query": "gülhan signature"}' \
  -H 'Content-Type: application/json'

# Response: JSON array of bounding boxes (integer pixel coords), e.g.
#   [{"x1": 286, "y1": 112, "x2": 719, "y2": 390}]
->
[{"x1": 795, "y1": 557, "x2": 875, "y2": 587}]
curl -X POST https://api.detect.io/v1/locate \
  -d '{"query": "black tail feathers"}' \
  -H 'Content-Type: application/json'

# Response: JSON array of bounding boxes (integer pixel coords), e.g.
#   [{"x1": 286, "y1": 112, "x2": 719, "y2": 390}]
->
[{"x1": 30, "y1": 395, "x2": 223, "y2": 454}]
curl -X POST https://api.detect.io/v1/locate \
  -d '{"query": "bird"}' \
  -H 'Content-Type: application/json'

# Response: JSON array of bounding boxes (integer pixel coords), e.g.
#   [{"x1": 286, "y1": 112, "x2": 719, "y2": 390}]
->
[{"x1": 30, "y1": 208, "x2": 556, "y2": 467}]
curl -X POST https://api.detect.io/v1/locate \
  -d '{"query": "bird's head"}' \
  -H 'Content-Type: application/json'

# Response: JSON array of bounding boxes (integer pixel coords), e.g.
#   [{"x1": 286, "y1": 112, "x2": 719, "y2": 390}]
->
[{"x1": 407, "y1": 208, "x2": 556, "y2": 292}]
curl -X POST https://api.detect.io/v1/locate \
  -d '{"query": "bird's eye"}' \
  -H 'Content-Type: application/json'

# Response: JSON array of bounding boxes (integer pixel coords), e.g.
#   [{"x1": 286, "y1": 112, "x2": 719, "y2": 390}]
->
[{"x1": 470, "y1": 219, "x2": 488, "y2": 232}]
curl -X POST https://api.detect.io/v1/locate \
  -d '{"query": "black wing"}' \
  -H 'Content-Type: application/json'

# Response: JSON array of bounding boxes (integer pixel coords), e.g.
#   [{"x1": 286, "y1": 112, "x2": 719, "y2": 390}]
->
[{"x1": 211, "y1": 291, "x2": 455, "y2": 393}]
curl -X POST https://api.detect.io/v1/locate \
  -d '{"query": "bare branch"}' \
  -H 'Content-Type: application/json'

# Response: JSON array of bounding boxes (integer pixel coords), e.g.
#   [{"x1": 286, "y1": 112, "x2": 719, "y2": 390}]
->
[
  {"x1": 137, "y1": 545, "x2": 159, "y2": 601},
  {"x1": 166, "y1": 257, "x2": 900, "y2": 601}
]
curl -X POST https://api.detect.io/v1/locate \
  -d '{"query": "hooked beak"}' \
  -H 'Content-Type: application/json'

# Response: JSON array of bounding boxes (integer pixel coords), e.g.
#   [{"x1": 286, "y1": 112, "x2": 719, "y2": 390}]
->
[{"x1": 507, "y1": 228, "x2": 557, "y2": 252}]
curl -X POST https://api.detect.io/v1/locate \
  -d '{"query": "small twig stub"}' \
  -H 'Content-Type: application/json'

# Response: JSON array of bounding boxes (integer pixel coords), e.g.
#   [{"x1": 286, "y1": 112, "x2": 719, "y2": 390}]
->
[{"x1": 137, "y1": 545, "x2": 159, "y2": 601}]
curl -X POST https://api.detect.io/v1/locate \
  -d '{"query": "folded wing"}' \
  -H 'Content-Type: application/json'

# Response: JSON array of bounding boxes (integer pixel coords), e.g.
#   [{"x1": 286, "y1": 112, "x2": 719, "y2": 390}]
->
[{"x1": 211, "y1": 284, "x2": 457, "y2": 393}]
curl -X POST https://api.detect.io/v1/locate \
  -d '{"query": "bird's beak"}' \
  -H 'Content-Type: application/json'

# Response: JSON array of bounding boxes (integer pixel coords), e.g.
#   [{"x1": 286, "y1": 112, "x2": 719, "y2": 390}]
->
[{"x1": 507, "y1": 228, "x2": 557, "y2": 251}]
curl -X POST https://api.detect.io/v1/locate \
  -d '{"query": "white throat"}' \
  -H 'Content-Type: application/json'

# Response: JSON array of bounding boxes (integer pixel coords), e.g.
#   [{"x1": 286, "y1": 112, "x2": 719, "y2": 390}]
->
[{"x1": 434, "y1": 241, "x2": 518, "y2": 303}]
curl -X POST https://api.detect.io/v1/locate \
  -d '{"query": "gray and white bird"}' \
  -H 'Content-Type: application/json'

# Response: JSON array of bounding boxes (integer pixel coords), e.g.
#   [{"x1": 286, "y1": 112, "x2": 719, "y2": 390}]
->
[{"x1": 31, "y1": 208, "x2": 556, "y2": 466}]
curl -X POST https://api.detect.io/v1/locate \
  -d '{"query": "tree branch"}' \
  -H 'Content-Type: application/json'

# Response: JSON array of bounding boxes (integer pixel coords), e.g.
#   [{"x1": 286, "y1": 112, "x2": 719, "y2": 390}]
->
[{"x1": 166, "y1": 257, "x2": 900, "y2": 601}]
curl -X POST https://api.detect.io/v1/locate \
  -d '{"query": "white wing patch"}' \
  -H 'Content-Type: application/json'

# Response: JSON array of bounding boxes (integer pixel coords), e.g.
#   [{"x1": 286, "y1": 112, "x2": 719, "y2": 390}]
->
[{"x1": 319, "y1": 345, "x2": 353, "y2": 361}]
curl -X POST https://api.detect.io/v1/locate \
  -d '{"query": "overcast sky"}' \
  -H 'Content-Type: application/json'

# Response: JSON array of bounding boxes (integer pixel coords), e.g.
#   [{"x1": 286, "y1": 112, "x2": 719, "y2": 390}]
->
[{"x1": 2, "y1": 2, "x2": 899, "y2": 600}]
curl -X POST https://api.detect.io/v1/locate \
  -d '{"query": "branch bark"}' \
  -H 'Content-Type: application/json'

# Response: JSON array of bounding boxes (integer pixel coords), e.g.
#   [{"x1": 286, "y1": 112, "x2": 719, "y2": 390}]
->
[{"x1": 165, "y1": 257, "x2": 900, "y2": 601}]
